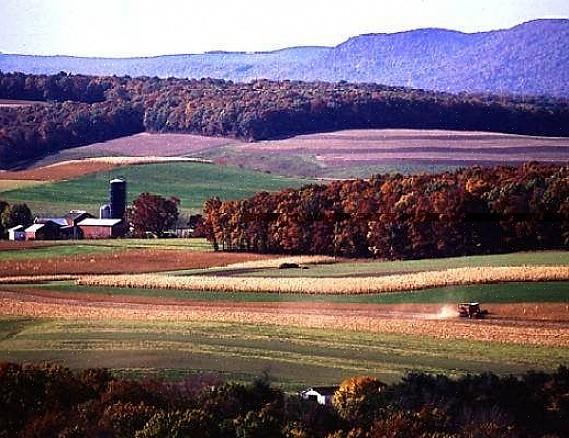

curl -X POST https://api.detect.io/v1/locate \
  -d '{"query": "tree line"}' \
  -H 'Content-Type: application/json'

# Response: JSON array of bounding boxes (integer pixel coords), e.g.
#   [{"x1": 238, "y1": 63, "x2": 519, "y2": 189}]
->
[
  {"x1": 1, "y1": 362, "x2": 567, "y2": 437},
  {"x1": 203, "y1": 162, "x2": 568, "y2": 259},
  {"x1": 1, "y1": 71, "x2": 569, "y2": 167}
]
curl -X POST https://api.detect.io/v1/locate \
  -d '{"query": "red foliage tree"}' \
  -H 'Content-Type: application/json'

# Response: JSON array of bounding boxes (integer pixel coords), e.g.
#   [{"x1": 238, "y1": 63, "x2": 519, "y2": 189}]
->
[{"x1": 128, "y1": 192, "x2": 180, "y2": 238}]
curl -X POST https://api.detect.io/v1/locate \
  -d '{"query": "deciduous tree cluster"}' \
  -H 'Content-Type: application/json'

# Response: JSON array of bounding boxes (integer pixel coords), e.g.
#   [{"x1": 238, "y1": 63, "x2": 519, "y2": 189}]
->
[
  {"x1": 0, "y1": 200, "x2": 33, "y2": 237},
  {"x1": 127, "y1": 192, "x2": 180, "y2": 238},
  {"x1": 1, "y1": 71, "x2": 568, "y2": 167},
  {"x1": 203, "y1": 163, "x2": 569, "y2": 258},
  {"x1": 0, "y1": 100, "x2": 143, "y2": 167},
  {"x1": 1, "y1": 362, "x2": 568, "y2": 437}
]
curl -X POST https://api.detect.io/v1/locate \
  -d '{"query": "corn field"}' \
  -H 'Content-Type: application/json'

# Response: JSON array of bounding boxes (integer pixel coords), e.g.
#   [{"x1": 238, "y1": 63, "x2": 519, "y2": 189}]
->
[{"x1": 77, "y1": 266, "x2": 569, "y2": 295}]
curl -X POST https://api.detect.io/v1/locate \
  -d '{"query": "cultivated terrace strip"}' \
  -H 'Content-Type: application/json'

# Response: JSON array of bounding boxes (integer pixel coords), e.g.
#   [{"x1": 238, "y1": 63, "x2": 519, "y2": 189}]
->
[
  {"x1": 77, "y1": 266, "x2": 569, "y2": 295},
  {"x1": 1, "y1": 296, "x2": 568, "y2": 347}
]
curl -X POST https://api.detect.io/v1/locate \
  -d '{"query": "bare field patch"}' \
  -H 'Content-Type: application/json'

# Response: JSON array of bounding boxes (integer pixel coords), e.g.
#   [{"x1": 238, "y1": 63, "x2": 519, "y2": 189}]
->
[
  {"x1": 0, "y1": 249, "x2": 272, "y2": 277},
  {"x1": 235, "y1": 129, "x2": 569, "y2": 171},
  {"x1": 30, "y1": 132, "x2": 243, "y2": 168},
  {"x1": 0, "y1": 161, "x2": 120, "y2": 181}
]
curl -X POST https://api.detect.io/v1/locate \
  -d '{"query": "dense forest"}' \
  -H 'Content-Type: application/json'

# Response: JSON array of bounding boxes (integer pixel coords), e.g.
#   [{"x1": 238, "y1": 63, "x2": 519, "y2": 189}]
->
[
  {"x1": 1, "y1": 362, "x2": 568, "y2": 437},
  {"x1": 2, "y1": 19, "x2": 568, "y2": 97},
  {"x1": 203, "y1": 163, "x2": 569, "y2": 259},
  {"x1": 1, "y1": 71, "x2": 569, "y2": 167}
]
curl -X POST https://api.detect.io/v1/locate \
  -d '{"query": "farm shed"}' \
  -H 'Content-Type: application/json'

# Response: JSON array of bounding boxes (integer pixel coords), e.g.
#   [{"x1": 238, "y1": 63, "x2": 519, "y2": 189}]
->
[
  {"x1": 77, "y1": 218, "x2": 125, "y2": 239},
  {"x1": 7, "y1": 225, "x2": 25, "y2": 241},
  {"x1": 64, "y1": 210, "x2": 93, "y2": 226},
  {"x1": 59, "y1": 225, "x2": 84, "y2": 240},
  {"x1": 24, "y1": 221, "x2": 60, "y2": 240},
  {"x1": 300, "y1": 386, "x2": 339, "y2": 405},
  {"x1": 35, "y1": 217, "x2": 68, "y2": 227}
]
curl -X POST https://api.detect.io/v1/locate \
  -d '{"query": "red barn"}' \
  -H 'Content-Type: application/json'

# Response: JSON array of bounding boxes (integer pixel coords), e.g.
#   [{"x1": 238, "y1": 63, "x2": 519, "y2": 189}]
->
[
  {"x1": 77, "y1": 218, "x2": 125, "y2": 239},
  {"x1": 24, "y1": 221, "x2": 60, "y2": 240}
]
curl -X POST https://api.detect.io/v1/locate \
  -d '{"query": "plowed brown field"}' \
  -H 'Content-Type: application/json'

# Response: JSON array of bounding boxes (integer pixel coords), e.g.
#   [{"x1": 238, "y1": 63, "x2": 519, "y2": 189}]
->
[
  {"x1": 0, "y1": 249, "x2": 271, "y2": 276},
  {"x1": 0, "y1": 161, "x2": 118, "y2": 180},
  {"x1": 1, "y1": 288, "x2": 567, "y2": 347}
]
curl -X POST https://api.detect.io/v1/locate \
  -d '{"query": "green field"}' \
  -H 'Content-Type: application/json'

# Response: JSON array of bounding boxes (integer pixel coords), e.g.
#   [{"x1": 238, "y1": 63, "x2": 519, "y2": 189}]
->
[
  {"x1": 30, "y1": 281, "x2": 569, "y2": 304},
  {"x1": 0, "y1": 238, "x2": 211, "y2": 262},
  {"x1": 0, "y1": 162, "x2": 313, "y2": 215},
  {"x1": 218, "y1": 251, "x2": 569, "y2": 278},
  {"x1": 1, "y1": 317, "x2": 566, "y2": 389}
]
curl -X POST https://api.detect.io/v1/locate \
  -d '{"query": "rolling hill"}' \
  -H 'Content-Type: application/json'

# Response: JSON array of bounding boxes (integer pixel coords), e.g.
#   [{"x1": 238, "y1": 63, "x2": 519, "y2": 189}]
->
[
  {"x1": 1, "y1": 19, "x2": 568, "y2": 97},
  {"x1": 0, "y1": 161, "x2": 314, "y2": 215}
]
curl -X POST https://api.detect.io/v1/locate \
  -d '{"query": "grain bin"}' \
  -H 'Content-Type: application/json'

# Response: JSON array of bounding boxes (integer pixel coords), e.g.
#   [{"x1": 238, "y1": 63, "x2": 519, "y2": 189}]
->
[
  {"x1": 99, "y1": 204, "x2": 111, "y2": 219},
  {"x1": 109, "y1": 178, "x2": 127, "y2": 219}
]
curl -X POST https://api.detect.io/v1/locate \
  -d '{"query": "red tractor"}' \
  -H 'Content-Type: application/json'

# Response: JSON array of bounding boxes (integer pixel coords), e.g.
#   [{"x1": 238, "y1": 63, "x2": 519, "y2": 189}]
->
[{"x1": 457, "y1": 303, "x2": 488, "y2": 319}]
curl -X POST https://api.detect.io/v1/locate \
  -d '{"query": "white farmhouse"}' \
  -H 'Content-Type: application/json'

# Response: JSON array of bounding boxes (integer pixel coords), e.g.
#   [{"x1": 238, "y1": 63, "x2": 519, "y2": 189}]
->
[{"x1": 7, "y1": 225, "x2": 25, "y2": 241}]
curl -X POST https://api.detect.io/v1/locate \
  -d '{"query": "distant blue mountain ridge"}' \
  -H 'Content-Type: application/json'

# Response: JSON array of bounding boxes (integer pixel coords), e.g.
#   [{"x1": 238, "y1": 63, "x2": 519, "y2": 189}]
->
[{"x1": 1, "y1": 19, "x2": 568, "y2": 97}]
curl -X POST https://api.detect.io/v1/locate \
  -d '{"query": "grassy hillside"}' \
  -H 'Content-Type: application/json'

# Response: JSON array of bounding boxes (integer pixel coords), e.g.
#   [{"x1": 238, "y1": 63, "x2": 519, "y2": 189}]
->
[
  {"x1": 0, "y1": 162, "x2": 314, "y2": 215},
  {"x1": 1, "y1": 317, "x2": 566, "y2": 387}
]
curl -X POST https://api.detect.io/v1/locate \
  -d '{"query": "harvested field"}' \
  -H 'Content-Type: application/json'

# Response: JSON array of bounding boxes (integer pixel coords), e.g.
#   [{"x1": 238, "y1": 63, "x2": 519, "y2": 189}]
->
[
  {"x1": 1, "y1": 289, "x2": 568, "y2": 347},
  {"x1": 0, "y1": 157, "x2": 211, "y2": 181},
  {"x1": 0, "y1": 160, "x2": 119, "y2": 181},
  {"x1": 31, "y1": 133, "x2": 243, "y2": 167},
  {"x1": 225, "y1": 129, "x2": 569, "y2": 177},
  {"x1": 78, "y1": 266, "x2": 569, "y2": 294},
  {"x1": 0, "y1": 249, "x2": 271, "y2": 277},
  {"x1": 210, "y1": 255, "x2": 337, "y2": 270},
  {"x1": 5, "y1": 285, "x2": 569, "y2": 321}
]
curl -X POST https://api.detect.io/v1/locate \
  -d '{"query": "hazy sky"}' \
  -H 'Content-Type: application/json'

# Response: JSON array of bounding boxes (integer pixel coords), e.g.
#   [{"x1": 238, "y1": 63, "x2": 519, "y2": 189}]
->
[{"x1": 1, "y1": 0, "x2": 568, "y2": 57}]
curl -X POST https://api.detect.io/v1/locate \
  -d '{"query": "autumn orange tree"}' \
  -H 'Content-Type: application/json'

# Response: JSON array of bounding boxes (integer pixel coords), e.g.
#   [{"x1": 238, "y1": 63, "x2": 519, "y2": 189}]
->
[
  {"x1": 203, "y1": 163, "x2": 569, "y2": 259},
  {"x1": 128, "y1": 192, "x2": 180, "y2": 238},
  {"x1": 332, "y1": 376, "x2": 385, "y2": 425}
]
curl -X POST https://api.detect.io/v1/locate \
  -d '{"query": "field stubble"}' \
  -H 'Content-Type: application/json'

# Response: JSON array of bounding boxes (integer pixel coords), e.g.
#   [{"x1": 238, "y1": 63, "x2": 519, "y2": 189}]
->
[{"x1": 1, "y1": 289, "x2": 568, "y2": 348}]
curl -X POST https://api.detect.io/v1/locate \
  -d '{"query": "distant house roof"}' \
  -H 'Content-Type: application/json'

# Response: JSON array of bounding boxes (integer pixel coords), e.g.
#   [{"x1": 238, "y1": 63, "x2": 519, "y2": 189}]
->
[
  {"x1": 304, "y1": 386, "x2": 339, "y2": 395},
  {"x1": 64, "y1": 210, "x2": 92, "y2": 225},
  {"x1": 8, "y1": 225, "x2": 24, "y2": 232},
  {"x1": 25, "y1": 224, "x2": 45, "y2": 233},
  {"x1": 78, "y1": 218, "x2": 122, "y2": 227},
  {"x1": 35, "y1": 217, "x2": 68, "y2": 226}
]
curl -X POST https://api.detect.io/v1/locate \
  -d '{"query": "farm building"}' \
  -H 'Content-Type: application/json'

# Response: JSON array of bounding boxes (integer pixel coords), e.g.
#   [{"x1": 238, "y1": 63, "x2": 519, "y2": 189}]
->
[
  {"x1": 77, "y1": 218, "x2": 125, "y2": 239},
  {"x1": 34, "y1": 211, "x2": 93, "y2": 240},
  {"x1": 299, "y1": 386, "x2": 339, "y2": 405},
  {"x1": 35, "y1": 217, "x2": 68, "y2": 227},
  {"x1": 7, "y1": 225, "x2": 25, "y2": 241},
  {"x1": 64, "y1": 210, "x2": 93, "y2": 226},
  {"x1": 24, "y1": 221, "x2": 60, "y2": 240}
]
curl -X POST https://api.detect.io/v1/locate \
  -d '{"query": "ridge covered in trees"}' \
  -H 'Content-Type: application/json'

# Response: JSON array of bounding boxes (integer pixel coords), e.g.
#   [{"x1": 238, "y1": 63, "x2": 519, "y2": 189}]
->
[
  {"x1": 203, "y1": 163, "x2": 569, "y2": 259},
  {"x1": 1, "y1": 362, "x2": 568, "y2": 437},
  {"x1": 1, "y1": 71, "x2": 569, "y2": 168},
  {"x1": 1, "y1": 19, "x2": 568, "y2": 97}
]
